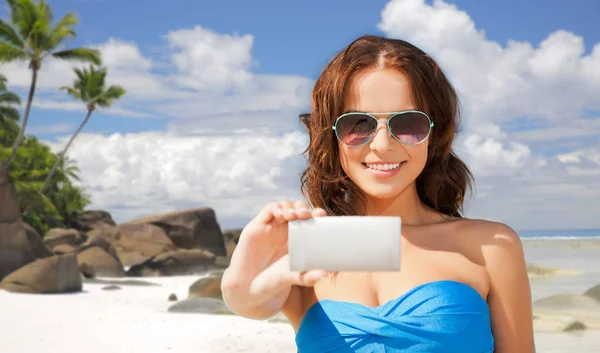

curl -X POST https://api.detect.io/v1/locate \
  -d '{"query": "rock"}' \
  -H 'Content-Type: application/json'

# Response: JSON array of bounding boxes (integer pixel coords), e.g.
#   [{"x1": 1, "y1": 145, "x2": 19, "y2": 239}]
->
[
  {"x1": 0, "y1": 163, "x2": 37, "y2": 280},
  {"x1": 126, "y1": 249, "x2": 218, "y2": 277},
  {"x1": 43, "y1": 228, "x2": 86, "y2": 251},
  {"x1": 532, "y1": 293, "x2": 600, "y2": 330},
  {"x1": 102, "y1": 285, "x2": 121, "y2": 291},
  {"x1": 222, "y1": 228, "x2": 242, "y2": 258},
  {"x1": 79, "y1": 262, "x2": 96, "y2": 279},
  {"x1": 583, "y1": 283, "x2": 600, "y2": 301},
  {"x1": 79, "y1": 234, "x2": 119, "y2": 260},
  {"x1": 0, "y1": 254, "x2": 82, "y2": 294},
  {"x1": 168, "y1": 293, "x2": 178, "y2": 301},
  {"x1": 189, "y1": 271, "x2": 224, "y2": 299},
  {"x1": 22, "y1": 223, "x2": 53, "y2": 259},
  {"x1": 126, "y1": 208, "x2": 226, "y2": 257},
  {"x1": 77, "y1": 246, "x2": 125, "y2": 278},
  {"x1": 167, "y1": 298, "x2": 233, "y2": 314},
  {"x1": 88, "y1": 224, "x2": 176, "y2": 267},
  {"x1": 71, "y1": 210, "x2": 116, "y2": 232},
  {"x1": 52, "y1": 244, "x2": 78, "y2": 255}
]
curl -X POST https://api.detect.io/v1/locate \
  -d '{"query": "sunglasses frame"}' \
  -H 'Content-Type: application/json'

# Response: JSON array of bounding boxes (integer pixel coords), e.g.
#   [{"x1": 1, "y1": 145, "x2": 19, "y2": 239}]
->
[{"x1": 331, "y1": 110, "x2": 434, "y2": 147}]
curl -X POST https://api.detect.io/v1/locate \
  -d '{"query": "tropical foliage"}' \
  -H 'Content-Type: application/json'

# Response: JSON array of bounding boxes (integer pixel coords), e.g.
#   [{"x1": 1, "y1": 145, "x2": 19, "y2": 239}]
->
[
  {"x1": 40, "y1": 65, "x2": 126, "y2": 193},
  {"x1": 0, "y1": 73, "x2": 91, "y2": 236},
  {"x1": 0, "y1": 0, "x2": 102, "y2": 168}
]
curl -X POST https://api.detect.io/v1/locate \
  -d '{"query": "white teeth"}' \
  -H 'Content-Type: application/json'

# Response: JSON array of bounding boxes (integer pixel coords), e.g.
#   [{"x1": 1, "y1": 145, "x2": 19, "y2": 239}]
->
[{"x1": 366, "y1": 162, "x2": 402, "y2": 171}]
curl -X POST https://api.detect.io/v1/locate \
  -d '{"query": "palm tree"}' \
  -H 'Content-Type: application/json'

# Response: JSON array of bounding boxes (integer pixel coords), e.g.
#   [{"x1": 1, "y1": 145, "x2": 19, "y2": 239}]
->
[
  {"x1": 0, "y1": 74, "x2": 21, "y2": 146},
  {"x1": 0, "y1": 0, "x2": 102, "y2": 168},
  {"x1": 40, "y1": 65, "x2": 126, "y2": 193}
]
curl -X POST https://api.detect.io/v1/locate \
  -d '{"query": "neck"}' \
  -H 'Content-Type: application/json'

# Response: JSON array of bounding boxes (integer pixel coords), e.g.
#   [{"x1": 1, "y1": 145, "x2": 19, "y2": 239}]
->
[{"x1": 356, "y1": 183, "x2": 435, "y2": 226}]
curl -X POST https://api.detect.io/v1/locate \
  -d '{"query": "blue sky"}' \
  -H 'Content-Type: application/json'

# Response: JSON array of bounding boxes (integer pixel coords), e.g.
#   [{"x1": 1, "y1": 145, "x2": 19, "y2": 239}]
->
[{"x1": 1, "y1": 0, "x2": 599, "y2": 230}]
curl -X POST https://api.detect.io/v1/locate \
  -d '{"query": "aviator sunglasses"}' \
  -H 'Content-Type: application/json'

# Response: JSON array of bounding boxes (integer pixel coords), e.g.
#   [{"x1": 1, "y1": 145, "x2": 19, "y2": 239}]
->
[{"x1": 331, "y1": 110, "x2": 434, "y2": 147}]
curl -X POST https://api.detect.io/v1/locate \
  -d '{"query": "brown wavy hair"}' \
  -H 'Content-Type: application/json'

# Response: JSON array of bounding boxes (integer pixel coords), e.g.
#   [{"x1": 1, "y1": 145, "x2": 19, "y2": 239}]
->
[{"x1": 299, "y1": 35, "x2": 474, "y2": 218}]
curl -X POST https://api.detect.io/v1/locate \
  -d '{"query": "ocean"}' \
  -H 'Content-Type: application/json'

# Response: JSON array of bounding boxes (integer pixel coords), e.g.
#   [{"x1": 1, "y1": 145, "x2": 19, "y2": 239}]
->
[{"x1": 518, "y1": 228, "x2": 600, "y2": 239}]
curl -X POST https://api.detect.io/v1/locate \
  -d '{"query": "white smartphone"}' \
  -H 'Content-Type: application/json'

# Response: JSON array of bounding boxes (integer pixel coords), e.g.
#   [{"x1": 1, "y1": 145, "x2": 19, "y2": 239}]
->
[{"x1": 288, "y1": 216, "x2": 401, "y2": 272}]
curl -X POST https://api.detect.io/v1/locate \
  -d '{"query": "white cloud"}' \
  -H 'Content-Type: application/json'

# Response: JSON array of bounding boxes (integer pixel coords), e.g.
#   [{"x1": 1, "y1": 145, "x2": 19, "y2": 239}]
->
[
  {"x1": 378, "y1": 0, "x2": 600, "y2": 229},
  {"x1": 378, "y1": 0, "x2": 600, "y2": 130},
  {"x1": 165, "y1": 26, "x2": 256, "y2": 92},
  {"x1": 45, "y1": 131, "x2": 309, "y2": 226}
]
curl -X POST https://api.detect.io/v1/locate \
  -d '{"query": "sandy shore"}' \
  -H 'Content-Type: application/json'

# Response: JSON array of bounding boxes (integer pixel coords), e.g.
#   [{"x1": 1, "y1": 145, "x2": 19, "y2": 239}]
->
[{"x1": 1, "y1": 237, "x2": 599, "y2": 353}]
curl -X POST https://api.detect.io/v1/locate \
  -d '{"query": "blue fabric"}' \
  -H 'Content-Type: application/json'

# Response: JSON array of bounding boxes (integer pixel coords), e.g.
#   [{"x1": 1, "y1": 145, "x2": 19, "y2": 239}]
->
[{"x1": 295, "y1": 280, "x2": 494, "y2": 353}]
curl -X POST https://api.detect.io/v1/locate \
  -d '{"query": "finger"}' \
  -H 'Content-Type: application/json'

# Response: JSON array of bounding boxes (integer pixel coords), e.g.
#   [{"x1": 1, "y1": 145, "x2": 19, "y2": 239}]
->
[
  {"x1": 279, "y1": 199, "x2": 299, "y2": 222},
  {"x1": 256, "y1": 202, "x2": 279, "y2": 225},
  {"x1": 294, "y1": 199, "x2": 311, "y2": 219},
  {"x1": 311, "y1": 207, "x2": 328, "y2": 218}
]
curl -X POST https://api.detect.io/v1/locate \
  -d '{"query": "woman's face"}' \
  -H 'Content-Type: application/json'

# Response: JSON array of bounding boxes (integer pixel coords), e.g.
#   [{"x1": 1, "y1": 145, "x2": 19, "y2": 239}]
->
[{"x1": 338, "y1": 67, "x2": 429, "y2": 200}]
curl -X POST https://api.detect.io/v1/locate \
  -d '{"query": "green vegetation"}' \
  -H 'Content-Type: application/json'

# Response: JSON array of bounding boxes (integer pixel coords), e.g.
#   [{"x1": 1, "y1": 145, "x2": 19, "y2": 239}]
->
[
  {"x1": 0, "y1": 0, "x2": 102, "y2": 168},
  {"x1": 0, "y1": 0, "x2": 126, "y2": 236}
]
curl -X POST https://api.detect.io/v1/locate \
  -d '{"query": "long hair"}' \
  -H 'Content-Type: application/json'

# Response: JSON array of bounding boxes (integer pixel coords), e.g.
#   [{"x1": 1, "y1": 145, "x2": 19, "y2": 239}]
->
[{"x1": 299, "y1": 35, "x2": 473, "y2": 217}]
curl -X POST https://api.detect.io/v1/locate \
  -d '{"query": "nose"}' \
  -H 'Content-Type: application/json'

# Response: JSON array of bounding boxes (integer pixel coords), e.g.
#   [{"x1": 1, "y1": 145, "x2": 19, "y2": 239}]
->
[{"x1": 369, "y1": 118, "x2": 394, "y2": 152}]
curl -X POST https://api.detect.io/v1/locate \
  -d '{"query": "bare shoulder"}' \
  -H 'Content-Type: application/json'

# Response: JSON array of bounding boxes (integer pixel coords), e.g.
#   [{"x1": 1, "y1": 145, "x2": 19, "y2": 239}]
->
[
  {"x1": 450, "y1": 218, "x2": 523, "y2": 252},
  {"x1": 453, "y1": 218, "x2": 535, "y2": 352}
]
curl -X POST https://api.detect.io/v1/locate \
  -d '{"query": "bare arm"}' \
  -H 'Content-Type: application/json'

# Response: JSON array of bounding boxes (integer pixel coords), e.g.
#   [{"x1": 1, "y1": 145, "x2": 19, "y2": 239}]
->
[
  {"x1": 220, "y1": 201, "x2": 329, "y2": 320},
  {"x1": 483, "y1": 223, "x2": 535, "y2": 353}
]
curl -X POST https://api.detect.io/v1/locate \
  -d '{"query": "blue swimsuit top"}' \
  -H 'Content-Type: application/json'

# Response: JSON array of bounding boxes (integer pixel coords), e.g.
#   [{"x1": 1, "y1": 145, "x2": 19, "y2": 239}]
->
[{"x1": 295, "y1": 280, "x2": 495, "y2": 353}]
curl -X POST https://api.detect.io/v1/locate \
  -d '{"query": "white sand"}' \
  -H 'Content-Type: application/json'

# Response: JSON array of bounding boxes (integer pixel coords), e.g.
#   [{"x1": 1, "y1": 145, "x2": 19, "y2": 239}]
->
[{"x1": 1, "y1": 238, "x2": 599, "y2": 353}]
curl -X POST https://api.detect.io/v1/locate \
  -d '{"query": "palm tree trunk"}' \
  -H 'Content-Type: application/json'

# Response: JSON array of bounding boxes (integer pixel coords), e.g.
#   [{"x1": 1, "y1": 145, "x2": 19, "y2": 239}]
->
[
  {"x1": 5, "y1": 68, "x2": 38, "y2": 168},
  {"x1": 40, "y1": 109, "x2": 93, "y2": 194}
]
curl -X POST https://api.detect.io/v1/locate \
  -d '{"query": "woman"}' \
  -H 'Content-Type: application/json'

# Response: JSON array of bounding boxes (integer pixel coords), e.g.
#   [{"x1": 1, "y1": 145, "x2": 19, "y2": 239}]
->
[{"x1": 221, "y1": 35, "x2": 535, "y2": 353}]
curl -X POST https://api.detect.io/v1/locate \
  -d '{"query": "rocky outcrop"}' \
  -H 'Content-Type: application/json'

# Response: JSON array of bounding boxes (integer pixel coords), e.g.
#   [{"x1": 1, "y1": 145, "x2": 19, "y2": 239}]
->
[
  {"x1": 70, "y1": 210, "x2": 116, "y2": 232},
  {"x1": 0, "y1": 163, "x2": 38, "y2": 281},
  {"x1": 126, "y1": 208, "x2": 226, "y2": 257},
  {"x1": 222, "y1": 228, "x2": 242, "y2": 258},
  {"x1": 189, "y1": 271, "x2": 224, "y2": 299},
  {"x1": 0, "y1": 254, "x2": 82, "y2": 294},
  {"x1": 126, "y1": 249, "x2": 218, "y2": 277}
]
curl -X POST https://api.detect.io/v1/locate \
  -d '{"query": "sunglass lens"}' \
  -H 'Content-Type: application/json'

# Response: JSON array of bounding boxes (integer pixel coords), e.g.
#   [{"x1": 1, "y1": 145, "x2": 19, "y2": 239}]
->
[
  {"x1": 335, "y1": 113, "x2": 377, "y2": 146},
  {"x1": 389, "y1": 112, "x2": 431, "y2": 145}
]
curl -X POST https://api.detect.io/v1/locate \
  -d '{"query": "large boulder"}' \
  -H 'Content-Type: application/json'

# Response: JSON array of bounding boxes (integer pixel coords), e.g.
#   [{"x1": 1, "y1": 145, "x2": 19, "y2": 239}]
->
[
  {"x1": 189, "y1": 271, "x2": 224, "y2": 299},
  {"x1": 222, "y1": 228, "x2": 242, "y2": 258},
  {"x1": 70, "y1": 210, "x2": 116, "y2": 232},
  {"x1": 126, "y1": 249, "x2": 218, "y2": 277},
  {"x1": 583, "y1": 283, "x2": 600, "y2": 301},
  {"x1": 22, "y1": 223, "x2": 53, "y2": 259},
  {"x1": 76, "y1": 246, "x2": 125, "y2": 278},
  {"x1": 87, "y1": 223, "x2": 176, "y2": 267},
  {"x1": 43, "y1": 228, "x2": 87, "y2": 251},
  {"x1": 0, "y1": 163, "x2": 37, "y2": 281},
  {"x1": 0, "y1": 253, "x2": 82, "y2": 294},
  {"x1": 126, "y1": 208, "x2": 226, "y2": 257}
]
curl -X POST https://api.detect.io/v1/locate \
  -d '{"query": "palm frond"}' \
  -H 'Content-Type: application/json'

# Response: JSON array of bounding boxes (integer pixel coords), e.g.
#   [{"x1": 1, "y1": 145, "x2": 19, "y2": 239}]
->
[
  {"x1": 60, "y1": 86, "x2": 82, "y2": 101},
  {"x1": 0, "y1": 42, "x2": 27, "y2": 62},
  {"x1": 52, "y1": 47, "x2": 102, "y2": 65},
  {"x1": 0, "y1": 18, "x2": 24, "y2": 47},
  {"x1": 45, "y1": 11, "x2": 77, "y2": 50}
]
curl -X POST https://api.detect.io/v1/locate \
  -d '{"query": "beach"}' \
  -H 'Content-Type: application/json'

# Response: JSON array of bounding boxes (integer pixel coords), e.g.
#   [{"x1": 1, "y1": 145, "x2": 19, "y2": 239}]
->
[{"x1": 1, "y1": 237, "x2": 599, "y2": 353}]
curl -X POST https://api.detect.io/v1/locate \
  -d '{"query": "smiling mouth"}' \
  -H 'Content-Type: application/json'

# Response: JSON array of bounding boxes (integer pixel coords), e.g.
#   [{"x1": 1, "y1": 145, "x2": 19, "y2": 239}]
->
[{"x1": 362, "y1": 161, "x2": 406, "y2": 171}]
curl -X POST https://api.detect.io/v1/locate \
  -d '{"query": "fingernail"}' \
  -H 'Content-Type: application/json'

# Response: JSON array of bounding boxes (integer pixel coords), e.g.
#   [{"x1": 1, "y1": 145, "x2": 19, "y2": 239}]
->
[
  {"x1": 274, "y1": 207, "x2": 282, "y2": 215},
  {"x1": 285, "y1": 208, "x2": 296, "y2": 214},
  {"x1": 299, "y1": 208, "x2": 310, "y2": 213}
]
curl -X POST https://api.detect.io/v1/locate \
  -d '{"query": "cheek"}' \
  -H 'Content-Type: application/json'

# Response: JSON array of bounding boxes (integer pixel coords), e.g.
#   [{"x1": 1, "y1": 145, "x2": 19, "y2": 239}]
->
[
  {"x1": 338, "y1": 143, "x2": 364, "y2": 175},
  {"x1": 406, "y1": 143, "x2": 429, "y2": 169}
]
